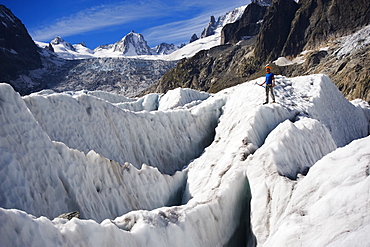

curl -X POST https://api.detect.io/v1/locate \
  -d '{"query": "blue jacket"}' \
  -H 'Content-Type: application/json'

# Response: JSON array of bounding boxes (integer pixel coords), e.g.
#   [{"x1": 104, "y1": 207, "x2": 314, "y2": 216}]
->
[{"x1": 265, "y1": 72, "x2": 274, "y2": 85}]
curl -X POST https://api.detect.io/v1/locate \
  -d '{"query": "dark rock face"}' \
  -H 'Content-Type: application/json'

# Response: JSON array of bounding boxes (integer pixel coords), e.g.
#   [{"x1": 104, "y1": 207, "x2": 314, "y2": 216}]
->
[
  {"x1": 0, "y1": 5, "x2": 42, "y2": 90},
  {"x1": 282, "y1": 0, "x2": 370, "y2": 57},
  {"x1": 221, "y1": 3, "x2": 268, "y2": 45},
  {"x1": 254, "y1": 0, "x2": 300, "y2": 62}
]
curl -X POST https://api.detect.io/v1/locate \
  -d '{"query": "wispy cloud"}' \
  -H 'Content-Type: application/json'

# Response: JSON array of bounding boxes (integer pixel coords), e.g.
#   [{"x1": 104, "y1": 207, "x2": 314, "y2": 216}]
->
[
  {"x1": 143, "y1": 0, "x2": 249, "y2": 45},
  {"x1": 30, "y1": 0, "x2": 249, "y2": 44},
  {"x1": 143, "y1": 15, "x2": 209, "y2": 45},
  {"x1": 30, "y1": 1, "x2": 170, "y2": 41}
]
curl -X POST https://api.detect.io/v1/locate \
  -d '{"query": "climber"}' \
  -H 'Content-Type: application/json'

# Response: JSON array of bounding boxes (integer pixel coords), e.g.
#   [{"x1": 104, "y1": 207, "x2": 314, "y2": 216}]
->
[{"x1": 259, "y1": 66, "x2": 276, "y2": 104}]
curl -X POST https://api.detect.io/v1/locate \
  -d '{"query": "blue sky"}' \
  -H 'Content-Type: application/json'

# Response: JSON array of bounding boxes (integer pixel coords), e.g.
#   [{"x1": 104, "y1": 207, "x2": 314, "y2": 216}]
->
[{"x1": 2, "y1": 0, "x2": 249, "y2": 49}]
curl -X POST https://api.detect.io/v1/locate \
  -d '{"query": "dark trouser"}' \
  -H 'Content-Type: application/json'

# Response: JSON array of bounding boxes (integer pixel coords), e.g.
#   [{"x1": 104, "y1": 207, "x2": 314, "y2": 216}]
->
[{"x1": 265, "y1": 84, "x2": 275, "y2": 103}]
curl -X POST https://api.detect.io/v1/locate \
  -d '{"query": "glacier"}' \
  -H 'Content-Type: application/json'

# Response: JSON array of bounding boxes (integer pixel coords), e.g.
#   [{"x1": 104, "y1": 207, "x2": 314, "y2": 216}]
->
[{"x1": 0, "y1": 74, "x2": 369, "y2": 246}]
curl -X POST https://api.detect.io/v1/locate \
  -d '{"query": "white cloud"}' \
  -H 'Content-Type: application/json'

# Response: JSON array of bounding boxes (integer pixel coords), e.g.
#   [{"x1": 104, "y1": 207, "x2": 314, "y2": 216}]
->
[
  {"x1": 143, "y1": 15, "x2": 209, "y2": 45},
  {"x1": 30, "y1": 1, "x2": 168, "y2": 41},
  {"x1": 30, "y1": 0, "x2": 249, "y2": 44},
  {"x1": 143, "y1": 0, "x2": 248, "y2": 46}
]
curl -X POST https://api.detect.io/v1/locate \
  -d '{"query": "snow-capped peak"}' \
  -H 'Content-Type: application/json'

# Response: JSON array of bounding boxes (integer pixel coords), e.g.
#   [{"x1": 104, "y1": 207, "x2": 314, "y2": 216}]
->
[
  {"x1": 112, "y1": 30, "x2": 154, "y2": 56},
  {"x1": 153, "y1": 43, "x2": 179, "y2": 55},
  {"x1": 50, "y1": 36, "x2": 75, "y2": 52}
]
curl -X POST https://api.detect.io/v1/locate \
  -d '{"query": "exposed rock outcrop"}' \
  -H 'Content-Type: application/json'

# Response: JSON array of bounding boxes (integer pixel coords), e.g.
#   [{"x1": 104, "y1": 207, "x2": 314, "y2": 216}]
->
[{"x1": 281, "y1": 0, "x2": 370, "y2": 57}]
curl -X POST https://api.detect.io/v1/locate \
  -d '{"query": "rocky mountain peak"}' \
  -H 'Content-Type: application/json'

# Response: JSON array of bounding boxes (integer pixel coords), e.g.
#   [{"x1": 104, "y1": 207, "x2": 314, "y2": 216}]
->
[
  {"x1": 50, "y1": 36, "x2": 76, "y2": 51},
  {"x1": 154, "y1": 43, "x2": 178, "y2": 55},
  {"x1": 192, "y1": 4, "x2": 248, "y2": 41},
  {"x1": 113, "y1": 31, "x2": 153, "y2": 55},
  {"x1": 78, "y1": 41, "x2": 87, "y2": 47},
  {"x1": 200, "y1": 16, "x2": 217, "y2": 38},
  {"x1": 50, "y1": 36, "x2": 64, "y2": 45},
  {"x1": 190, "y1": 33, "x2": 199, "y2": 43}
]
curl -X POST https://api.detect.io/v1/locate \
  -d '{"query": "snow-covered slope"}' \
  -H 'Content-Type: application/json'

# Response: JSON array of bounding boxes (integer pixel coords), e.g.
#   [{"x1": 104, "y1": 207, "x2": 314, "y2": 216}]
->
[{"x1": 0, "y1": 74, "x2": 369, "y2": 246}]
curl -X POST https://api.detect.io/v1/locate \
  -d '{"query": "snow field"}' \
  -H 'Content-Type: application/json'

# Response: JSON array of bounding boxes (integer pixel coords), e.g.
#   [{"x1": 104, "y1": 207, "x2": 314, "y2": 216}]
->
[{"x1": 0, "y1": 73, "x2": 369, "y2": 246}]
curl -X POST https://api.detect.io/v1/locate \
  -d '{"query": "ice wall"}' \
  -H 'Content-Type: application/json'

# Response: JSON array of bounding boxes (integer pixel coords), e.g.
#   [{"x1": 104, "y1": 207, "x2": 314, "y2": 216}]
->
[
  {"x1": 0, "y1": 84, "x2": 187, "y2": 221},
  {"x1": 23, "y1": 89, "x2": 223, "y2": 175}
]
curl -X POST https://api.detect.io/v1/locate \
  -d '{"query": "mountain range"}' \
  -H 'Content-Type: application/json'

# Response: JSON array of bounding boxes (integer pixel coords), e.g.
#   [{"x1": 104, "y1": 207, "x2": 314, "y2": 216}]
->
[
  {"x1": 0, "y1": 3, "x2": 247, "y2": 96},
  {"x1": 41, "y1": 31, "x2": 181, "y2": 59}
]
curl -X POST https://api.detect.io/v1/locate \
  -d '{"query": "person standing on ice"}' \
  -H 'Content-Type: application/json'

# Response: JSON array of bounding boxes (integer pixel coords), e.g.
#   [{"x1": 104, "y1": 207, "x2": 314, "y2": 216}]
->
[{"x1": 259, "y1": 66, "x2": 276, "y2": 104}]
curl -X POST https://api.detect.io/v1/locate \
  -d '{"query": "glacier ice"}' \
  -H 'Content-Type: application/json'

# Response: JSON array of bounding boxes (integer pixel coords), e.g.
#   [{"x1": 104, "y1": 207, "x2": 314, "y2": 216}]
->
[{"x1": 0, "y1": 74, "x2": 369, "y2": 246}]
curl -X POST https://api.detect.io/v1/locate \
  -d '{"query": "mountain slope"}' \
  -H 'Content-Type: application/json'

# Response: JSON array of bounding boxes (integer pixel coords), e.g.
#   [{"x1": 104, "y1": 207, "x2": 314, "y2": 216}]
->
[
  {"x1": 0, "y1": 5, "x2": 43, "y2": 93},
  {"x1": 221, "y1": 2, "x2": 268, "y2": 45},
  {"x1": 254, "y1": 0, "x2": 300, "y2": 61}
]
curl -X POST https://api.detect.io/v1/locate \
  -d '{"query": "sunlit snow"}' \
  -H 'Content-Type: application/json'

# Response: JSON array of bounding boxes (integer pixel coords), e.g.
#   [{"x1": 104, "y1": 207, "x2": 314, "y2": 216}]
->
[{"x1": 0, "y1": 74, "x2": 369, "y2": 246}]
